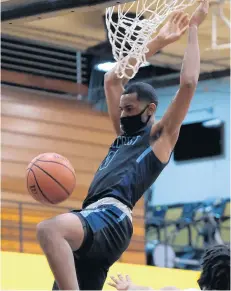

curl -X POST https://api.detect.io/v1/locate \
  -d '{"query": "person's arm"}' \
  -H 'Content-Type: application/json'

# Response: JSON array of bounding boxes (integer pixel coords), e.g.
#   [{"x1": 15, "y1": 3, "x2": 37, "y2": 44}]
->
[
  {"x1": 108, "y1": 274, "x2": 180, "y2": 291},
  {"x1": 104, "y1": 36, "x2": 166, "y2": 135},
  {"x1": 150, "y1": 0, "x2": 209, "y2": 162},
  {"x1": 104, "y1": 11, "x2": 189, "y2": 135},
  {"x1": 126, "y1": 285, "x2": 153, "y2": 290},
  {"x1": 108, "y1": 274, "x2": 154, "y2": 290}
]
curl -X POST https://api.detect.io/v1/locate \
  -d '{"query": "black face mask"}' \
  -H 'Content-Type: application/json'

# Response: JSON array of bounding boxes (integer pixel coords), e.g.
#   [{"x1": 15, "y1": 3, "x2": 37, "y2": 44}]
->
[{"x1": 120, "y1": 105, "x2": 151, "y2": 135}]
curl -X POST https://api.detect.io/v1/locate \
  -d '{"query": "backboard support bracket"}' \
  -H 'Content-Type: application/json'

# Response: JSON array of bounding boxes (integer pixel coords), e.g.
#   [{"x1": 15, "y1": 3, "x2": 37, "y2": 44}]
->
[{"x1": 206, "y1": 0, "x2": 230, "y2": 50}]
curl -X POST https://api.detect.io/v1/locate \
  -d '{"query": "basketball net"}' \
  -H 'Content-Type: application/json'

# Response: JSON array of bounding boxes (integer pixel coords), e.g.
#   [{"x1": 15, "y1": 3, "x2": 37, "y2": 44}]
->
[{"x1": 106, "y1": 0, "x2": 195, "y2": 79}]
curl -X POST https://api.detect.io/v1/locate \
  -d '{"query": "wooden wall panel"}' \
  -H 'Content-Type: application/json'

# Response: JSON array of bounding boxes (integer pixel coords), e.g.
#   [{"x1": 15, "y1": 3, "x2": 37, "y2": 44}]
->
[
  {"x1": 1, "y1": 85, "x2": 146, "y2": 264},
  {"x1": 1, "y1": 86, "x2": 113, "y2": 131},
  {"x1": 2, "y1": 146, "x2": 100, "y2": 173},
  {"x1": 1, "y1": 192, "x2": 83, "y2": 210},
  {"x1": 120, "y1": 251, "x2": 146, "y2": 264},
  {"x1": 2, "y1": 98, "x2": 114, "y2": 132},
  {"x1": 2, "y1": 161, "x2": 94, "y2": 186},
  {"x1": 2, "y1": 131, "x2": 108, "y2": 160},
  {"x1": 2, "y1": 116, "x2": 114, "y2": 146},
  {"x1": 2, "y1": 176, "x2": 89, "y2": 203},
  {"x1": 1, "y1": 69, "x2": 88, "y2": 96}
]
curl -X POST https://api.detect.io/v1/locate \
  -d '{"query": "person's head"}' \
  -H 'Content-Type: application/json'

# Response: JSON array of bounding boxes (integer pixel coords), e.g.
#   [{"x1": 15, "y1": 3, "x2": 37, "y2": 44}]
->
[
  {"x1": 119, "y1": 82, "x2": 158, "y2": 135},
  {"x1": 198, "y1": 244, "x2": 230, "y2": 290}
]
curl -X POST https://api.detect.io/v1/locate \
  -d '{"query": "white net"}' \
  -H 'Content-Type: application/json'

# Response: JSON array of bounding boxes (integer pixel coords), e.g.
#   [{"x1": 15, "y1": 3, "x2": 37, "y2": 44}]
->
[{"x1": 105, "y1": 0, "x2": 195, "y2": 79}]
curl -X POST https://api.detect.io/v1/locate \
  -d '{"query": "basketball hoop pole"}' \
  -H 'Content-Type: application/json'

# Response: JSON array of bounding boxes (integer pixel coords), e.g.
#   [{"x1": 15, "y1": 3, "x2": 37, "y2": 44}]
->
[{"x1": 207, "y1": 0, "x2": 231, "y2": 50}]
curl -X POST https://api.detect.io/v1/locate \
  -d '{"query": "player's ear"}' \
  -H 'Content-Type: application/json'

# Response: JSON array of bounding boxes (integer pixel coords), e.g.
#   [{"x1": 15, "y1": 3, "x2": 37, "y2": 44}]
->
[{"x1": 148, "y1": 103, "x2": 156, "y2": 115}]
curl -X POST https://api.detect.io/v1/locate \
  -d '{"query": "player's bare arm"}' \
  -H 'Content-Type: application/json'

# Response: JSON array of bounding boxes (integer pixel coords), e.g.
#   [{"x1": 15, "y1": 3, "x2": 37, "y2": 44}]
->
[
  {"x1": 108, "y1": 274, "x2": 179, "y2": 291},
  {"x1": 108, "y1": 274, "x2": 153, "y2": 290},
  {"x1": 104, "y1": 11, "x2": 190, "y2": 135},
  {"x1": 150, "y1": 0, "x2": 209, "y2": 164}
]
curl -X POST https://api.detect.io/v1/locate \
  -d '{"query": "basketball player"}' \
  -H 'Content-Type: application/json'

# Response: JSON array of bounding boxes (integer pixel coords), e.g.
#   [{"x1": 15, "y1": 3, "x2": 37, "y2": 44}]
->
[
  {"x1": 108, "y1": 244, "x2": 230, "y2": 290},
  {"x1": 36, "y1": 1, "x2": 208, "y2": 290},
  {"x1": 197, "y1": 244, "x2": 230, "y2": 290}
]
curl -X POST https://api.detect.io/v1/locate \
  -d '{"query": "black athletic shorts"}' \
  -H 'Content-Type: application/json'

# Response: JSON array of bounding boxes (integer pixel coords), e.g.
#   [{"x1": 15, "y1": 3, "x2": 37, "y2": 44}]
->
[{"x1": 52, "y1": 204, "x2": 133, "y2": 290}]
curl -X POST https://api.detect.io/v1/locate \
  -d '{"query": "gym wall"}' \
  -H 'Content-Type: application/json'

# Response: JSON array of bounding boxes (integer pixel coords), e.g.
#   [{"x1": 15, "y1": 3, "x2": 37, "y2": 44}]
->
[{"x1": 152, "y1": 77, "x2": 230, "y2": 205}]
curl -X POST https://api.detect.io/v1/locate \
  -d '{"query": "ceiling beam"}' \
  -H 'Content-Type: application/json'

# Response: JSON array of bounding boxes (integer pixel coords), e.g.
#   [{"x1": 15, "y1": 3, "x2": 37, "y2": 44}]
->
[{"x1": 1, "y1": 0, "x2": 134, "y2": 23}]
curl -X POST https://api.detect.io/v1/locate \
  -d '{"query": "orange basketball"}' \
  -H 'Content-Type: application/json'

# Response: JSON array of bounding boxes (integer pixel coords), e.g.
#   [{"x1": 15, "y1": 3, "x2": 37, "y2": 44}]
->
[{"x1": 26, "y1": 153, "x2": 76, "y2": 205}]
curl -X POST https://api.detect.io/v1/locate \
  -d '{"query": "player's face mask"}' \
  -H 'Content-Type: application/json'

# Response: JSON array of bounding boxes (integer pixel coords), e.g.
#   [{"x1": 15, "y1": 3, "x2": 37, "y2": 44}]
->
[{"x1": 120, "y1": 105, "x2": 151, "y2": 135}]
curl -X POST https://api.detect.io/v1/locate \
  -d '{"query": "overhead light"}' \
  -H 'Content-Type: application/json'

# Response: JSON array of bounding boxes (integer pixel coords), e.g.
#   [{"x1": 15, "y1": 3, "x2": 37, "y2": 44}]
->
[
  {"x1": 202, "y1": 119, "x2": 223, "y2": 128},
  {"x1": 95, "y1": 62, "x2": 116, "y2": 72},
  {"x1": 95, "y1": 61, "x2": 151, "y2": 72}
]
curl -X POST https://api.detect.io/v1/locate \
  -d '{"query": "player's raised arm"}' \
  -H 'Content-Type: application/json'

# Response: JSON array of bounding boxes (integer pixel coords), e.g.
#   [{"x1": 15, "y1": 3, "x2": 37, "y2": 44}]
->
[
  {"x1": 151, "y1": 0, "x2": 209, "y2": 146},
  {"x1": 104, "y1": 11, "x2": 190, "y2": 135}
]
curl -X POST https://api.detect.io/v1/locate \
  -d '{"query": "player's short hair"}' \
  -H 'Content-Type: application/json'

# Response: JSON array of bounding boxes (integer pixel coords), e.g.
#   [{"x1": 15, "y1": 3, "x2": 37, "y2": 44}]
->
[
  {"x1": 197, "y1": 244, "x2": 230, "y2": 290},
  {"x1": 123, "y1": 82, "x2": 158, "y2": 107}
]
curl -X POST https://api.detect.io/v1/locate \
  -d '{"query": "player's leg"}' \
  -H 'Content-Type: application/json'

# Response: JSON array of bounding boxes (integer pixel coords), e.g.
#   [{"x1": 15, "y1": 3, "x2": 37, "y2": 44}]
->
[
  {"x1": 50, "y1": 205, "x2": 132, "y2": 290},
  {"x1": 76, "y1": 256, "x2": 108, "y2": 290},
  {"x1": 36, "y1": 213, "x2": 87, "y2": 290},
  {"x1": 52, "y1": 263, "x2": 107, "y2": 291},
  {"x1": 74, "y1": 205, "x2": 133, "y2": 289}
]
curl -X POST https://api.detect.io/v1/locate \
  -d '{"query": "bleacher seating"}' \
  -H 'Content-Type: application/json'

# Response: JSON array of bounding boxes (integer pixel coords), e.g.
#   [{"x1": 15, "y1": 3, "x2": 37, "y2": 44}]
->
[{"x1": 1, "y1": 196, "x2": 145, "y2": 263}]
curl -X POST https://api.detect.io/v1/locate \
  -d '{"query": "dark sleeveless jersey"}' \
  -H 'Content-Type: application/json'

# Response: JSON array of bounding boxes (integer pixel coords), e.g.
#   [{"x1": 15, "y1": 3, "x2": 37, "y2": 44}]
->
[{"x1": 82, "y1": 125, "x2": 168, "y2": 210}]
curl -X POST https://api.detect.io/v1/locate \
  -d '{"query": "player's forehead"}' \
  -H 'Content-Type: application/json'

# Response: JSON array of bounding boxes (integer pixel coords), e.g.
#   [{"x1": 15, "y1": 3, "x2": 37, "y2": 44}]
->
[{"x1": 120, "y1": 92, "x2": 139, "y2": 107}]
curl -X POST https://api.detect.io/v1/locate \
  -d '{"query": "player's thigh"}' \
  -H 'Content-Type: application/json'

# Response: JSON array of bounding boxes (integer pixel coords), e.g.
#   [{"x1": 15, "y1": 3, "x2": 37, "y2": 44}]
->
[
  {"x1": 37, "y1": 212, "x2": 84, "y2": 251},
  {"x1": 78, "y1": 205, "x2": 133, "y2": 265}
]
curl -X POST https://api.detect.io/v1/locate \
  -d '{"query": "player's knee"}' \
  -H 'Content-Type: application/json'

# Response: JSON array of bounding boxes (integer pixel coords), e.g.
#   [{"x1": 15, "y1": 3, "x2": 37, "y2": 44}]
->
[
  {"x1": 37, "y1": 213, "x2": 85, "y2": 252},
  {"x1": 36, "y1": 219, "x2": 57, "y2": 248}
]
